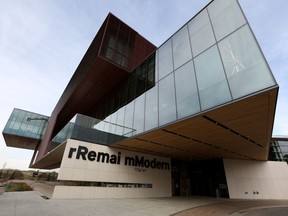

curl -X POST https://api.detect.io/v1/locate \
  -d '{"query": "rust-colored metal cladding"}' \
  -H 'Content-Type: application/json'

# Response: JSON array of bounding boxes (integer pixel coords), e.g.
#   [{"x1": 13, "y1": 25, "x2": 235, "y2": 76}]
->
[{"x1": 33, "y1": 13, "x2": 156, "y2": 166}]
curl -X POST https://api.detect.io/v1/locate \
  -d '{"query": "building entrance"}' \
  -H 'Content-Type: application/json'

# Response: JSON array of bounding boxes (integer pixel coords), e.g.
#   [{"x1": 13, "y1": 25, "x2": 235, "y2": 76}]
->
[{"x1": 171, "y1": 159, "x2": 229, "y2": 198}]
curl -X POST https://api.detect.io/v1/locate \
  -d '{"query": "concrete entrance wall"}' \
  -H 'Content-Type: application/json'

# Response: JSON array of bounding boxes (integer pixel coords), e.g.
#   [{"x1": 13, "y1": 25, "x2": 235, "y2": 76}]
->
[
  {"x1": 224, "y1": 159, "x2": 288, "y2": 199},
  {"x1": 53, "y1": 139, "x2": 171, "y2": 199}
]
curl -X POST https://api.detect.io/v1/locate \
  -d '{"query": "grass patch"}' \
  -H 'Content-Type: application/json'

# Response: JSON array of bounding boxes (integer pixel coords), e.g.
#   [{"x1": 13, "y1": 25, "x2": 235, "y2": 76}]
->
[{"x1": 5, "y1": 182, "x2": 33, "y2": 192}]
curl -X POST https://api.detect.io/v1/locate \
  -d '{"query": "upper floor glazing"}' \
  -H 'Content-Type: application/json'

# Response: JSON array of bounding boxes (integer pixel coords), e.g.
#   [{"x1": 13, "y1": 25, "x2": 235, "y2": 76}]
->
[{"x1": 90, "y1": 0, "x2": 277, "y2": 140}]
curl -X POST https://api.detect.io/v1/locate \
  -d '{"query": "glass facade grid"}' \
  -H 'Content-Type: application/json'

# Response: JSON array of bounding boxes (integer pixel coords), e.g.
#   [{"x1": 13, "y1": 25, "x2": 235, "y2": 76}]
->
[
  {"x1": 172, "y1": 25, "x2": 192, "y2": 70},
  {"x1": 207, "y1": 0, "x2": 246, "y2": 41},
  {"x1": 158, "y1": 39, "x2": 173, "y2": 80},
  {"x1": 144, "y1": 84, "x2": 159, "y2": 131},
  {"x1": 269, "y1": 139, "x2": 288, "y2": 162},
  {"x1": 218, "y1": 24, "x2": 276, "y2": 99},
  {"x1": 159, "y1": 73, "x2": 177, "y2": 126},
  {"x1": 174, "y1": 60, "x2": 201, "y2": 118},
  {"x1": 10, "y1": 0, "x2": 276, "y2": 149},
  {"x1": 88, "y1": 0, "x2": 277, "y2": 140},
  {"x1": 188, "y1": 9, "x2": 216, "y2": 57},
  {"x1": 3, "y1": 108, "x2": 49, "y2": 140},
  {"x1": 133, "y1": 93, "x2": 145, "y2": 135},
  {"x1": 194, "y1": 45, "x2": 232, "y2": 110}
]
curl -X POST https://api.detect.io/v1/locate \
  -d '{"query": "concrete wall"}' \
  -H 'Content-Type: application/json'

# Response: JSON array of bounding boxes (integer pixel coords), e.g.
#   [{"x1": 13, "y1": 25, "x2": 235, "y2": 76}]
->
[
  {"x1": 224, "y1": 159, "x2": 288, "y2": 199},
  {"x1": 53, "y1": 139, "x2": 171, "y2": 199}
]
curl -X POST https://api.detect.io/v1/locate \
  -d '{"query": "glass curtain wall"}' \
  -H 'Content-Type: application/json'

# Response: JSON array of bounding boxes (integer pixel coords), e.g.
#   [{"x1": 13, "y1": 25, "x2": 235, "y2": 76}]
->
[{"x1": 91, "y1": 0, "x2": 277, "y2": 141}]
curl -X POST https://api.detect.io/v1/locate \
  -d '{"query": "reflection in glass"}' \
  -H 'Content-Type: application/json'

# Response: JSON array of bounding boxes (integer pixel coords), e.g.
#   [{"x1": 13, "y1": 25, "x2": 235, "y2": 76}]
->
[
  {"x1": 123, "y1": 101, "x2": 135, "y2": 137},
  {"x1": 172, "y1": 26, "x2": 192, "y2": 69},
  {"x1": 188, "y1": 9, "x2": 216, "y2": 57},
  {"x1": 175, "y1": 60, "x2": 200, "y2": 119},
  {"x1": 133, "y1": 93, "x2": 145, "y2": 135},
  {"x1": 116, "y1": 107, "x2": 125, "y2": 135},
  {"x1": 145, "y1": 86, "x2": 158, "y2": 131},
  {"x1": 110, "y1": 112, "x2": 117, "y2": 134},
  {"x1": 208, "y1": 0, "x2": 246, "y2": 41},
  {"x1": 194, "y1": 45, "x2": 232, "y2": 110},
  {"x1": 159, "y1": 73, "x2": 177, "y2": 125},
  {"x1": 158, "y1": 39, "x2": 173, "y2": 80},
  {"x1": 218, "y1": 25, "x2": 276, "y2": 99}
]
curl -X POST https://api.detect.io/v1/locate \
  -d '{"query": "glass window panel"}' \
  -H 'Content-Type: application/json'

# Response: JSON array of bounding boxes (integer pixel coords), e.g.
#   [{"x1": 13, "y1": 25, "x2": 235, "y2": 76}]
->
[
  {"x1": 133, "y1": 93, "x2": 145, "y2": 135},
  {"x1": 145, "y1": 85, "x2": 158, "y2": 131},
  {"x1": 175, "y1": 60, "x2": 200, "y2": 119},
  {"x1": 172, "y1": 25, "x2": 192, "y2": 69},
  {"x1": 103, "y1": 115, "x2": 111, "y2": 134},
  {"x1": 155, "y1": 51, "x2": 159, "y2": 82},
  {"x1": 208, "y1": 0, "x2": 246, "y2": 41},
  {"x1": 116, "y1": 107, "x2": 125, "y2": 135},
  {"x1": 123, "y1": 101, "x2": 134, "y2": 137},
  {"x1": 194, "y1": 45, "x2": 232, "y2": 110},
  {"x1": 10, "y1": 109, "x2": 20, "y2": 121},
  {"x1": 159, "y1": 73, "x2": 177, "y2": 125},
  {"x1": 17, "y1": 111, "x2": 25, "y2": 122},
  {"x1": 110, "y1": 112, "x2": 117, "y2": 134},
  {"x1": 218, "y1": 25, "x2": 276, "y2": 99},
  {"x1": 158, "y1": 39, "x2": 173, "y2": 80},
  {"x1": 12, "y1": 121, "x2": 21, "y2": 132},
  {"x1": 188, "y1": 9, "x2": 216, "y2": 57}
]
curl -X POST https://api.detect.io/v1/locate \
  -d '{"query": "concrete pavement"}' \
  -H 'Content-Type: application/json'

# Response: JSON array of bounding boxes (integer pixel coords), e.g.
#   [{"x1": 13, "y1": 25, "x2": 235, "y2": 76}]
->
[{"x1": 1, "y1": 191, "x2": 288, "y2": 216}]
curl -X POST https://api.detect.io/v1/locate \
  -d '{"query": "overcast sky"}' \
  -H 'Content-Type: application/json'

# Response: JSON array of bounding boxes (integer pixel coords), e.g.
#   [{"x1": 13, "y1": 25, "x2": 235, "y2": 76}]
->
[{"x1": 1, "y1": 0, "x2": 288, "y2": 170}]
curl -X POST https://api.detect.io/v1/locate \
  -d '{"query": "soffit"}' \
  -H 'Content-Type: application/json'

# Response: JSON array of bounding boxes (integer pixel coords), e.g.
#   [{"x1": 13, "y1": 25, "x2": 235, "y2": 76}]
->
[
  {"x1": 53, "y1": 56, "x2": 130, "y2": 137},
  {"x1": 31, "y1": 141, "x2": 67, "y2": 169},
  {"x1": 2, "y1": 133, "x2": 39, "y2": 150},
  {"x1": 112, "y1": 87, "x2": 278, "y2": 161}
]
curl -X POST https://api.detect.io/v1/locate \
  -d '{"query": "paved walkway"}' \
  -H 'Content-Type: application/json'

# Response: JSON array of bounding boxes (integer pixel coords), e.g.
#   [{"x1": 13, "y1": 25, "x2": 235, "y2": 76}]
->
[
  {"x1": 25, "y1": 180, "x2": 54, "y2": 198},
  {"x1": 1, "y1": 191, "x2": 288, "y2": 216},
  {"x1": 174, "y1": 200, "x2": 288, "y2": 215}
]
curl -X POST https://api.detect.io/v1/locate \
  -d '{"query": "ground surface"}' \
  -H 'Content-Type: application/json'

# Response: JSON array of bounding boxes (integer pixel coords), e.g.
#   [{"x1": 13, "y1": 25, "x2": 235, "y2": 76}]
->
[{"x1": 1, "y1": 181, "x2": 288, "y2": 216}]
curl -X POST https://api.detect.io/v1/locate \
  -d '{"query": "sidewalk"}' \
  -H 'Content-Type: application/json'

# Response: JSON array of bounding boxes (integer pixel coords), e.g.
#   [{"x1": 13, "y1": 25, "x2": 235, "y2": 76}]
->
[{"x1": 1, "y1": 191, "x2": 288, "y2": 216}]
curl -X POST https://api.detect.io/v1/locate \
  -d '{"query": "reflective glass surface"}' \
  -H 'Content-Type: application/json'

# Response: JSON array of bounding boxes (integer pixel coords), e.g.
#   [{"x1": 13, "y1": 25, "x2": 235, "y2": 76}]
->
[
  {"x1": 159, "y1": 73, "x2": 177, "y2": 125},
  {"x1": 219, "y1": 25, "x2": 276, "y2": 99},
  {"x1": 3, "y1": 108, "x2": 49, "y2": 140},
  {"x1": 188, "y1": 9, "x2": 216, "y2": 57},
  {"x1": 269, "y1": 139, "x2": 288, "y2": 162},
  {"x1": 145, "y1": 86, "x2": 159, "y2": 131},
  {"x1": 194, "y1": 45, "x2": 232, "y2": 110},
  {"x1": 158, "y1": 39, "x2": 173, "y2": 80},
  {"x1": 133, "y1": 93, "x2": 145, "y2": 134},
  {"x1": 123, "y1": 101, "x2": 135, "y2": 137},
  {"x1": 172, "y1": 26, "x2": 192, "y2": 69},
  {"x1": 208, "y1": 0, "x2": 246, "y2": 41},
  {"x1": 116, "y1": 107, "x2": 125, "y2": 135},
  {"x1": 175, "y1": 60, "x2": 200, "y2": 119}
]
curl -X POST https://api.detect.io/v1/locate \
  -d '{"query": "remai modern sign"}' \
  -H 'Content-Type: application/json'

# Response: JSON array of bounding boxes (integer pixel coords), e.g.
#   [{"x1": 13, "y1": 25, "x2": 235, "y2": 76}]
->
[{"x1": 68, "y1": 145, "x2": 170, "y2": 170}]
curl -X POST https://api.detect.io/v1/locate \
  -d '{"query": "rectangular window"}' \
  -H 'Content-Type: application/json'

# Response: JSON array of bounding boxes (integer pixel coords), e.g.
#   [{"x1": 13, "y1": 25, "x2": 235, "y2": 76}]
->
[
  {"x1": 208, "y1": 0, "x2": 246, "y2": 41},
  {"x1": 194, "y1": 45, "x2": 232, "y2": 110},
  {"x1": 172, "y1": 25, "x2": 192, "y2": 69},
  {"x1": 158, "y1": 39, "x2": 173, "y2": 80},
  {"x1": 133, "y1": 93, "x2": 145, "y2": 135},
  {"x1": 218, "y1": 25, "x2": 276, "y2": 99},
  {"x1": 159, "y1": 73, "x2": 177, "y2": 125},
  {"x1": 145, "y1": 86, "x2": 158, "y2": 131},
  {"x1": 175, "y1": 60, "x2": 200, "y2": 119},
  {"x1": 188, "y1": 9, "x2": 216, "y2": 57}
]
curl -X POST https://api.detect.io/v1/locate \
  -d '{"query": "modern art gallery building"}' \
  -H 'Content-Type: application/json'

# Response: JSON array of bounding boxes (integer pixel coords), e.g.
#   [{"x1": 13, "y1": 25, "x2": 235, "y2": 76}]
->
[{"x1": 3, "y1": 0, "x2": 288, "y2": 199}]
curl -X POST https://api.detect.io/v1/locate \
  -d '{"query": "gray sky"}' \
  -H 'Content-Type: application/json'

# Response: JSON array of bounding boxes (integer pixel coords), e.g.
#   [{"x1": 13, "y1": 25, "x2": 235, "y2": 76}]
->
[{"x1": 1, "y1": 0, "x2": 288, "y2": 170}]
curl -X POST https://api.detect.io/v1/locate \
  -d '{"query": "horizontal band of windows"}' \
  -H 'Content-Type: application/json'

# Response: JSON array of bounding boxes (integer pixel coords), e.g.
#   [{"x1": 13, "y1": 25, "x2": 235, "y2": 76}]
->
[{"x1": 57, "y1": 180, "x2": 152, "y2": 188}]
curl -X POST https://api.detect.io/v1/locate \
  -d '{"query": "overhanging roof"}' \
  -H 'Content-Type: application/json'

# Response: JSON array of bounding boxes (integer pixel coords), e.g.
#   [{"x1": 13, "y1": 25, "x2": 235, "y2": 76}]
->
[
  {"x1": 30, "y1": 87, "x2": 278, "y2": 169},
  {"x1": 112, "y1": 87, "x2": 278, "y2": 161}
]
